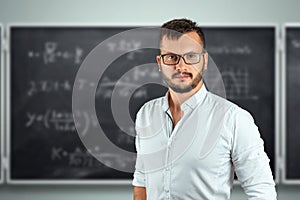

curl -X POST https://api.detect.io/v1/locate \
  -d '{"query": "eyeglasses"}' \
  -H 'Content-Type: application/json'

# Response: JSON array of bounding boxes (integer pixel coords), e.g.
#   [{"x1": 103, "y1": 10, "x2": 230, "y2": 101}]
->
[{"x1": 160, "y1": 51, "x2": 206, "y2": 65}]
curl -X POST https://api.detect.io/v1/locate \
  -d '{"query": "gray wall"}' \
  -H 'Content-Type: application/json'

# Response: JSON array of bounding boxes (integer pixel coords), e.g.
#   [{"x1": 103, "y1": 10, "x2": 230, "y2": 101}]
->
[{"x1": 1, "y1": 0, "x2": 300, "y2": 199}]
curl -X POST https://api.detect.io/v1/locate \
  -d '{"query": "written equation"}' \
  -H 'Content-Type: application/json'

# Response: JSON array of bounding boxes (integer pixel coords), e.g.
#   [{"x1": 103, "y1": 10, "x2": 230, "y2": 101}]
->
[
  {"x1": 51, "y1": 146, "x2": 135, "y2": 168},
  {"x1": 207, "y1": 45, "x2": 252, "y2": 55},
  {"x1": 106, "y1": 39, "x2": 142, "y2": 60},
  {"x1": 25, "y1": 109, "x2": 135, "y2": 145},
  {"x1": 28, "y1": 41, "x2": 84, "y2": 64}
]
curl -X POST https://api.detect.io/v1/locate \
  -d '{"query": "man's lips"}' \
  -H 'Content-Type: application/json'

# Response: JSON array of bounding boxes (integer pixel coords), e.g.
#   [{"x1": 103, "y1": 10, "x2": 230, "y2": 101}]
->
[{"x1": 172, "y1": 73, "x2": 192, "y2": 79}]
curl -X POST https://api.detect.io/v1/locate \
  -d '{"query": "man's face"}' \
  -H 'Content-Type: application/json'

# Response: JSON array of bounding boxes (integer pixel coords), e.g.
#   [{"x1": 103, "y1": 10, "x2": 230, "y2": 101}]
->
[{"x1": 157, "y1": 31, "x2": 208, "y2": 93}]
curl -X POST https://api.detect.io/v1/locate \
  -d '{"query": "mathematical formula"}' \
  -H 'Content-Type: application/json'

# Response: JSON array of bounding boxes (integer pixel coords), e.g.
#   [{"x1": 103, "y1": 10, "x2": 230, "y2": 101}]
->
[
  {"x1": 106, "y1": 39, "x2": 142, "y2": 60},
  {"x1": 26, "y1": 109, "x2": 98, "y2": 134},
  {"x1": 207, "y1": 45, "x2": 252, "y2": 55},
  {"x1": 51, "y1": 146, "x2": 135, "y2": 168},
  {"x1": 25, "y1": 109, "x2": 135, "y2": 145},
  {"x1": 28, "y1": 41, "x2": 84, "y2": 64}
]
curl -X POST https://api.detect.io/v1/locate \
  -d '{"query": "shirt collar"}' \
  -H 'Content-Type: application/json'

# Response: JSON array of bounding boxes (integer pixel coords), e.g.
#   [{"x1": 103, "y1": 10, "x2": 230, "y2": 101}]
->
[{"x1": 162, "y1": 84, "x2": 208, "y2": 112}]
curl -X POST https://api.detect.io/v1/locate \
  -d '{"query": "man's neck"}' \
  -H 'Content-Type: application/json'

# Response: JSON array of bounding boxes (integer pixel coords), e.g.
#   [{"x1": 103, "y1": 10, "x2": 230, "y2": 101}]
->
[
  {"x1": 168, "y1": 81, "x2": 203, "y2": 128},
  {"x1": 169, "y1": 81, "x2": 203, "y2": 110}
]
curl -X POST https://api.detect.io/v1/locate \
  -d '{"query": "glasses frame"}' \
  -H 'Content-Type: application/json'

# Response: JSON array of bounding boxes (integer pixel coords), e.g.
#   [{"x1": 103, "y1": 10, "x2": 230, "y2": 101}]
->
[{"x1": 159, "y1": 51, "x2": 206, "y2": 65}]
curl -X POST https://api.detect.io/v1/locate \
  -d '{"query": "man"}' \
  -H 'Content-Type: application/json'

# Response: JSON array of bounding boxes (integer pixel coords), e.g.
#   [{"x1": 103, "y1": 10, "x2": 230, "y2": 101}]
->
[{"x1": 132, "y1": 19, "x2": 276, "y2": 200}]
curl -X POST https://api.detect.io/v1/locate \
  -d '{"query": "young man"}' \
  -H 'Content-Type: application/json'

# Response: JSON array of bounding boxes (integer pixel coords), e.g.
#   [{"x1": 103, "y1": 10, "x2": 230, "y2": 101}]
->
[{"x1": 132, "y1": 19, "x2": 277, "y2": 200}]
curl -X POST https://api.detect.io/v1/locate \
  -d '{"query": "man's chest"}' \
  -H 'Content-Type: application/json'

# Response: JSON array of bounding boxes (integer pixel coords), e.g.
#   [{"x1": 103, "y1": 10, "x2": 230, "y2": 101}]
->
[{"x1": 139, "y1": 108, "x2": 233, "y2": 174}]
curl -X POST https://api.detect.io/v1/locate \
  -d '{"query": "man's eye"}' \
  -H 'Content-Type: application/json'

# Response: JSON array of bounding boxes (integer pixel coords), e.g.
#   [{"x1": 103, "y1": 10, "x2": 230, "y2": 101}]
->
[
  {"x1": 187, "y1": 54, "x2": 197, "y2": 59},
  {"x1": 167, "y1": 54, "x2": 177, "y2": 60}
]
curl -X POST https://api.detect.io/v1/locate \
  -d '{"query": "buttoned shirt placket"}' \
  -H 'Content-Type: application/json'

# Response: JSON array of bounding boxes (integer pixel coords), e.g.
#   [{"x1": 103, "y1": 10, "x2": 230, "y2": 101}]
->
[{"x1": 163, "y1": 104, "x2": 191, "y2": 200}]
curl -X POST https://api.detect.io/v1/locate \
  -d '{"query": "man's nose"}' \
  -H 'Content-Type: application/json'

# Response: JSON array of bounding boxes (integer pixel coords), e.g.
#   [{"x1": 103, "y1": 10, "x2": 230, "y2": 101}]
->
[{"x1": 175, "y1": 57, "x2": 187, "y2": 71}]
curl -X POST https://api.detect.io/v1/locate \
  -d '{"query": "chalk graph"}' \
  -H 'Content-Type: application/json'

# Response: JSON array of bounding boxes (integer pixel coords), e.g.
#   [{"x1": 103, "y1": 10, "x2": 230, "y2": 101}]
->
[
  {"x1": 221, "y1": 67, "x2": 258, "y2": 100},
  {"x1": 205, "y1": 66, "x2": 258, "y2": 100}
]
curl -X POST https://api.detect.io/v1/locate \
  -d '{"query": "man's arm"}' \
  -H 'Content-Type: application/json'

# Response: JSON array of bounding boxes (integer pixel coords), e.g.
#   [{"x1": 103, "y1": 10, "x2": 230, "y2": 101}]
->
[
  {"x1": 133, "y1": 108, "x2": 147, "y2": 199},
  {"x1": 231, "y1": 109, "x2": 277, "y2": 199},
  {"x1": 134, "y1": 186, "x2": 146, "y2": 200}
]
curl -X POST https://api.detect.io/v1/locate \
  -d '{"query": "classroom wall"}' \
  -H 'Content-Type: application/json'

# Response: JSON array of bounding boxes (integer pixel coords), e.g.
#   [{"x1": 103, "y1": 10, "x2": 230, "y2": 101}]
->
[{"x1": 1, "y1": 0, "x2": 300, "y2": 199}]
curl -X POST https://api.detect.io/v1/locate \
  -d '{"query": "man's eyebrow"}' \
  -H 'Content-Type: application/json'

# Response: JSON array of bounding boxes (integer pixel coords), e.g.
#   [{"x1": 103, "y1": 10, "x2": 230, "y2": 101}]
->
[
  {"x1": 161, "y1": 51, "x2": 199, "y2": 54},
  {"x1": 185, "y1": 51, "x2": 197, "y2": 54},
  {"x1": 161, "y1": 51, "x2": 176, "y2": 54},
  {"x1": 178, "y1": 51, "x2": 199, "y2": 55}
]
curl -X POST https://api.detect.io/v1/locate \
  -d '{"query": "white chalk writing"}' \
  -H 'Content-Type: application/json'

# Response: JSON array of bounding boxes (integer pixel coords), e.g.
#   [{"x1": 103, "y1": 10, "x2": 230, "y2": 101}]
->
[
  {"x1": 28, "y1": 42, "x2": 84, "y2": 64},
  {"x1": 207, "y1": 45, "x2": 252, "y2": 55},
  {"x1": 106, "y1": 39, "x2": 142, "y2": 60}
]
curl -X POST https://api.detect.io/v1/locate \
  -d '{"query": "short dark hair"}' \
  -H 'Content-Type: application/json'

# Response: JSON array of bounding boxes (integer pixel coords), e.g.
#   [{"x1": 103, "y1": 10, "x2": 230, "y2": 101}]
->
[{"x1": 159, "y1": 18, "x2": 206, "y2": 48}]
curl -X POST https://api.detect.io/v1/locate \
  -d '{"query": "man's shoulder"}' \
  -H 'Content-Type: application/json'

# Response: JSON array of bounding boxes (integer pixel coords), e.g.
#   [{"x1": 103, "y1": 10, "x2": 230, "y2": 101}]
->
[
  {"x1": 144, "y1": 96, "x2": 165, "y2": 106},
  {"x1": 206, "y1": 91, "x2": 238, "y2": 109},
  {"x1": 205, "y1": 92, "x2": 256, "y2": 131},
  {"x1": 136, "y1": 96, "x2": 165, "y2": 115},
  {"x1": 206, "y1": 91, "x2": 249, "y2": 116}
]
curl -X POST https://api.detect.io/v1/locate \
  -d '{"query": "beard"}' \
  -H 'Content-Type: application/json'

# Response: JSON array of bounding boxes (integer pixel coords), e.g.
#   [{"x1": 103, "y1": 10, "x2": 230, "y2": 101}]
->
[{"x1": 162, "y1": 70, "x2": 203, "y2": 93}]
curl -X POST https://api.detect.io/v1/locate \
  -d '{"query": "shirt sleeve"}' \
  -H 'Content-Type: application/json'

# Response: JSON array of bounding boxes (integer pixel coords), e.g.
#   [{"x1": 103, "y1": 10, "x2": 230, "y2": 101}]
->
[
  {"x1": 231, "y1": 108, "x2": 277, "y2": 200},
  {"x1": 132, "y1": 110, "x2": 146, "y2": 187}
]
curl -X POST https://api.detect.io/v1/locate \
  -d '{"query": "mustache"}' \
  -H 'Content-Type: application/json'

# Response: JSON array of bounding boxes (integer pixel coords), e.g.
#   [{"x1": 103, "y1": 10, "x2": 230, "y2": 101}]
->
[{"x1": 172, "y1": 72, "x2": 193, "y2": 79}]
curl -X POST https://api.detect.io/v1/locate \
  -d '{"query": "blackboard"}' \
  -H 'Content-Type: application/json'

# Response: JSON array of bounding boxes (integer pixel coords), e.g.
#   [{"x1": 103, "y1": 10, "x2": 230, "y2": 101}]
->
[
  {"x1": 284, "y1": 26, "x2": 300, "y2": 182},
  {"x1": 8, "y1": 26, "x2": 277, "y2": 183},
  {"x1": 9, "y1": 26, "x2": 164, "y2": 183}
]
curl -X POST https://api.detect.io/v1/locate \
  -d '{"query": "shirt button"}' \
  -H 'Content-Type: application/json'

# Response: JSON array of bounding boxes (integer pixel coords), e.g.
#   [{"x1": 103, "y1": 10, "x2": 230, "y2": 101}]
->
[{"x1": 166, "y1": 167, "x2": 169, "y2": 171}]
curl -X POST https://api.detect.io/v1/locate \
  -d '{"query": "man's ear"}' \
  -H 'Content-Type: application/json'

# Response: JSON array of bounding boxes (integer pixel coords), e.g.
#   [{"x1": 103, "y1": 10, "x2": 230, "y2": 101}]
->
[
  {"x1": 156, "y1": 55, "x2": 162, "y2": 71},
  {"x1": 204, "y1": 52, "x2": 209, "y2": 70}
]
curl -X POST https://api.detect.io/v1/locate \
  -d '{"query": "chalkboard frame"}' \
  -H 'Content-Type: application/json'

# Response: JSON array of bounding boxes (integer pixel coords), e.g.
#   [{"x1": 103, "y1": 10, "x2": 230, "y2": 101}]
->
[
  {"x1": 0, "y1": 24, "x2": 4, "y2": 184},
  {"x1": 282, "y1": 23, "x2": 300, "y2": 184},
  {"x1": 5, "y1": 23, "x2": 279, "y2": 185},
  {"x1": 274, "y1": 23, "x2": 281, "y2": 184}
]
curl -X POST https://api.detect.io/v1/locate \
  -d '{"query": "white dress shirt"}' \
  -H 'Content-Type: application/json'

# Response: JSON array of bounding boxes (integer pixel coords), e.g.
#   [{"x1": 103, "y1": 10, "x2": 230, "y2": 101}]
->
[{"x1": 132, "y1": 85, "x2": 277, "y2": 200}]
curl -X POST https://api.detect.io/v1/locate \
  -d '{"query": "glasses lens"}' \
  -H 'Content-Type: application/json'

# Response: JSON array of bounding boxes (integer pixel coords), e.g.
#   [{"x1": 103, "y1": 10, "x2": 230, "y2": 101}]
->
[
  {"x1": 184, "y1": 53, "x2": 201, "y2": 64},
  {"x1": 161, "y1": 53, "x2": 203, "y2": 65},
  {"x1": 163, "y1": 54, "x2": 179, "y2": 65}
]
